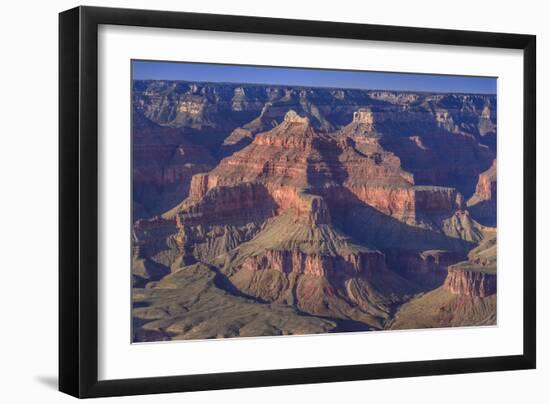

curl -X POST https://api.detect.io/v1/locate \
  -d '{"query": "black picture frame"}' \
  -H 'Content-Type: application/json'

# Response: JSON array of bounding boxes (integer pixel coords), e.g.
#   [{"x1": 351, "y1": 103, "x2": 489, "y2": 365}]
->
[{"x1": 59, "y1": 5, "x2": 536, "y2": 398}]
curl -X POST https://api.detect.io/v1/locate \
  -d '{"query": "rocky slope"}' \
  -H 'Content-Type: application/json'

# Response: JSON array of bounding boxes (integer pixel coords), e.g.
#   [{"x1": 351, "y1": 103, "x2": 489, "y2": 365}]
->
[
  {"x1": 133, "y1": 105, "x2": 497, "y2": 340},
  {"x1": 133, "y1": 263, "x2": 338, "y2": 341},
  {"x1": 389, "y1": 287, "x2": 496, "y2": 330}
]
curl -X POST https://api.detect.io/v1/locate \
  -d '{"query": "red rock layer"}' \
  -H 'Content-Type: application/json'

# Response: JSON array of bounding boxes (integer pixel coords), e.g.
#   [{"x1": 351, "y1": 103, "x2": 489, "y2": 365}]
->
[
  {"x1": 174, "y1": 182, "x2": 275, "y2": 226},
  {"x1": 443, "y1": 267, "x2": 496, "y2": 297},
  {"x1": 241, "y1": 248, "x2": 386, "y2": 278},
  {"x1": 342, "y1": 185, "x2": 463, "y2": 221}
]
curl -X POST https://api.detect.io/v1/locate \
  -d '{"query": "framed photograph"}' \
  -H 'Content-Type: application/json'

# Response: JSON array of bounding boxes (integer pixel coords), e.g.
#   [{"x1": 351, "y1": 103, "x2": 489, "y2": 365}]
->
[{"x1": 59, "y1": 6, "x2": 536, "y2": 398}]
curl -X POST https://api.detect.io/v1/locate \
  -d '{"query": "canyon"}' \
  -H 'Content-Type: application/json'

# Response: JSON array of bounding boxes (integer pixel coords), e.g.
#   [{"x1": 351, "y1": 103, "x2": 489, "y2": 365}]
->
[{"x1": 131, "y1": 81, "x2": 497, "y2": 341}]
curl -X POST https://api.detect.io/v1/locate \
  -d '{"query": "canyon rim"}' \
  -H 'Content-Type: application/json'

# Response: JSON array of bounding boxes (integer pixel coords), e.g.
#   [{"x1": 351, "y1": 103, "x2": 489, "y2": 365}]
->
[{"x1": 131, "y1": 61, "x2": 497, "y2": 342}]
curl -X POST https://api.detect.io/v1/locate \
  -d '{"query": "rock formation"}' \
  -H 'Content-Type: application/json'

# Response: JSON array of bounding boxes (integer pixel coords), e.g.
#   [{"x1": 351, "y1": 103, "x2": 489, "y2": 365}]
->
[
  {"x1": 467, "y1": 159, "x2": 497, "y2": 226},
  {"x1": 131, "y1": 80, "x2": 498, "y2": 341},
  {"x1": 443, "y1": 232, "x2": 497, "y2": 297},
  {"x1": 443, "y1": 266, "x2": 496, "y2": 297}
]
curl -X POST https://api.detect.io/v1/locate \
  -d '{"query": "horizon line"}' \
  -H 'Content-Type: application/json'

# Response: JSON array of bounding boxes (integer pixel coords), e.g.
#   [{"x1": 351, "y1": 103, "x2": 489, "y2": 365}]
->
[{"x1": 132, "y1": 77, "x2": 497, "y2": 96}]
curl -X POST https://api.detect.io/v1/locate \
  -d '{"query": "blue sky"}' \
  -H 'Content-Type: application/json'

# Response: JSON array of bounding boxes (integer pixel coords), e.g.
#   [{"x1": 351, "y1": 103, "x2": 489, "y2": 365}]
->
[{"x1": 132, "y1": 60, "x2": 496, "y2": 94}]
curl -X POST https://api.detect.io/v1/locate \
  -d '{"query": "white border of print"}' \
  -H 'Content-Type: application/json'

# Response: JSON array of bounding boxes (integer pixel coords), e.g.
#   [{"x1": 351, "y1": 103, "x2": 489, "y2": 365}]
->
[{"x1": 98, "y1": 24, "x2": 523, "y2": 381}]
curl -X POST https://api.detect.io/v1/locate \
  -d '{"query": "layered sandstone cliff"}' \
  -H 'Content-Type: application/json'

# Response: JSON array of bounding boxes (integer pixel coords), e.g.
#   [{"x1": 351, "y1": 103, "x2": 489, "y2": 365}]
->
[
  {"x1": 443, "y1": 267, "x2": 496, "y2": 297},
  {"x1": 443, "y1": 233, "x2": 496, "y2": 297}
]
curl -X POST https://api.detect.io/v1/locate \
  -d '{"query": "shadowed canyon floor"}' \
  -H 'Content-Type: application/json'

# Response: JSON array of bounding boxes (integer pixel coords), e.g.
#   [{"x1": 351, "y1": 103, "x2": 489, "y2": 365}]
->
[{"x1": 131, "y1": 82, "x2": 497, "y2": 342}]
